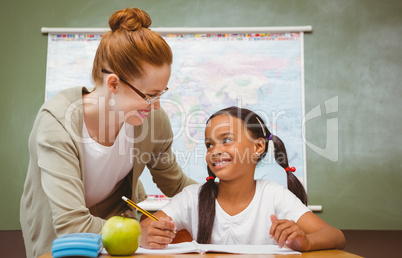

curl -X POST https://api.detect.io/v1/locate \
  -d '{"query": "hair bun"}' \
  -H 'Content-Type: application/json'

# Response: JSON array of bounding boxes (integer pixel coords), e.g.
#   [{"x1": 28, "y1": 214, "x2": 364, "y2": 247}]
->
[{"x1": 109, "y1": 8, "x2": 152, "y2": 32}]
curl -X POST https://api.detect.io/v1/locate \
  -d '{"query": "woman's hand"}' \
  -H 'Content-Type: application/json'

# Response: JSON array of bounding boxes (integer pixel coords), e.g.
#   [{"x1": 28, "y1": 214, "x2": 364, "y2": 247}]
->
[
  {"x1": 269, "y1": 214, "x2": 311, "y2": 251},
  {"x1": 140, "y1": 215, "x2": 177, "y2": 249}
]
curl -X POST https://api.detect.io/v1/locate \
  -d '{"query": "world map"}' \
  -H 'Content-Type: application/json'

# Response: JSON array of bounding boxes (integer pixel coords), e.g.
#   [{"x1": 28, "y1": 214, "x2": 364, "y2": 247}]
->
[{"x1": 45, "y1": 31, "x2": 306, "y2": 196}]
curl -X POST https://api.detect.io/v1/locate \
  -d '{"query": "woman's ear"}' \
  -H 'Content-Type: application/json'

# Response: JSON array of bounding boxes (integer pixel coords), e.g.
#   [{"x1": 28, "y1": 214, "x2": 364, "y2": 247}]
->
[{"x1": 106, "y1": 74, "x2": 119, "y2": 94}]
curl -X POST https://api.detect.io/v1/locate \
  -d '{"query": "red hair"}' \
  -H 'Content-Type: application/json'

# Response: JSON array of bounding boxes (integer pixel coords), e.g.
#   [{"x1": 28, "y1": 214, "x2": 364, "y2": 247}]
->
[{"x1": 92, "y1": 8, "x2": 172, "y2": 84}]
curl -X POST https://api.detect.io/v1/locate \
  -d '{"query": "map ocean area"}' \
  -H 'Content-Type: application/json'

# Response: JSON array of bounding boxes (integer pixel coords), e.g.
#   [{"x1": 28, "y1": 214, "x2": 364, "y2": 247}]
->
[
  {"x1": 45, "y1": 31, "x2": 306, "y2": 195},
  {"x1": 101, "y1": 241, "x2": 301, "y2": 255}
]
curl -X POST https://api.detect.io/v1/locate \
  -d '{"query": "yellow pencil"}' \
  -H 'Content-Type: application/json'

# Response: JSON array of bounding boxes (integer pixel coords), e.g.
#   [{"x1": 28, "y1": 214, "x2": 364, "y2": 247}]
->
[{"x1": 122, "y1": 196, "x2": 160, "y2": 221}]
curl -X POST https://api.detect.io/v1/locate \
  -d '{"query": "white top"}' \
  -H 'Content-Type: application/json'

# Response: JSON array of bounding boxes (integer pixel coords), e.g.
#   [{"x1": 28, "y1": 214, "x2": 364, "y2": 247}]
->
[
  {"x1": 162, "y1": 180, "x2": 311, "y2": 245},
  {"x1": 82, "y1": 122, "x2": 134, "y2": 207}
]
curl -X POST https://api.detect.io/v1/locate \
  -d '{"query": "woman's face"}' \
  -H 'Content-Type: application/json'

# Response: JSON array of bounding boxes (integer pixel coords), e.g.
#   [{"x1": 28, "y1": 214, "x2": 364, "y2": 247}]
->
[
  {"x1": 204, "y1": 114, "x2": 258, "y2": 182},
  {"x1": 112, "y1": 63, "x2": 171, "y2": 126}
]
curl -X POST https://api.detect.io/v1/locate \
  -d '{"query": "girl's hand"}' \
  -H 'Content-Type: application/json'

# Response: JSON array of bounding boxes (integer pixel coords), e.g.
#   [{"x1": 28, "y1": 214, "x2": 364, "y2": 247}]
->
[
  {"x1": 269, "y1": 214, "x2": 311, "y2": 251},
  {"x1": 140, "y1": 216, "x2": 177, "y2": 249}
]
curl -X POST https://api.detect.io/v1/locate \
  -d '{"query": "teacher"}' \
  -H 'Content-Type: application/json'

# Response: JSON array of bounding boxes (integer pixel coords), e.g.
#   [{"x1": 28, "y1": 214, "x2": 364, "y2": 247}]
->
[{"x1": 20, "y1": 7, "x2": 197, "y2": 258}]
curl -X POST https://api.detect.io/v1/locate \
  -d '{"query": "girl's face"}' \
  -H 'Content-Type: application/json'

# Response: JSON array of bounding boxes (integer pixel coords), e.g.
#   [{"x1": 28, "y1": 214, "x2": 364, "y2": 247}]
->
[
  {"x1": 205, "y1": 114, "x2": 262, "y2": 181},
  {"x1": 108, "y1": 63, "x2": 171, "y2": 126}
]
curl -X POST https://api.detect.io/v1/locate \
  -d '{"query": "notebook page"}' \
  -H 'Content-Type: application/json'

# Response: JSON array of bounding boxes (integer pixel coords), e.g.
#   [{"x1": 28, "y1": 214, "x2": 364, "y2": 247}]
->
[{"x1": 198, "y1": 244, "x2": 301, "y2": 255}]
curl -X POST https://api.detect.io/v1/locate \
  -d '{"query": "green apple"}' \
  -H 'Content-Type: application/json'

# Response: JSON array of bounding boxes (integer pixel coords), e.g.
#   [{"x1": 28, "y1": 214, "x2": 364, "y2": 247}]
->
[{"x1": 101, "y1": 215, "x2": 142, "y2": 255}]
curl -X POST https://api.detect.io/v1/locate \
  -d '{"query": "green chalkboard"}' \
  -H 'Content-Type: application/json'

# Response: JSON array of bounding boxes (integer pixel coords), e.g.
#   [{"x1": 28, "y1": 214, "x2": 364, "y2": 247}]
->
[{"x1": 1, "y1": 0, "x2": 401, "y2": 230}]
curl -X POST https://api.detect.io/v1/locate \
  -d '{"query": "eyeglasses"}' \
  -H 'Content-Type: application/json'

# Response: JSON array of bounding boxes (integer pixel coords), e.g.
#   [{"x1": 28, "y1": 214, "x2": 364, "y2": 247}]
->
[{"x1": 101, "y1": 69, "x2": 169, "y2": 105}]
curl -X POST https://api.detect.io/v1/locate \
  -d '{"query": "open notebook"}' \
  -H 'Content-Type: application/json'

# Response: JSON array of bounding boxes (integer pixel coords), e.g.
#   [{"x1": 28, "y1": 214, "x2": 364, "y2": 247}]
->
[{"x1": 102, "y1": 241, "x2": 301, "y2": 255}]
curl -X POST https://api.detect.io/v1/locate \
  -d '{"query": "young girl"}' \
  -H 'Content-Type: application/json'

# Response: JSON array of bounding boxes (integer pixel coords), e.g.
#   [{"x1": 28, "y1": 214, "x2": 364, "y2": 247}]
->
[{"x1": 140, "y1": 106, "x2": 345, "y2": 251}]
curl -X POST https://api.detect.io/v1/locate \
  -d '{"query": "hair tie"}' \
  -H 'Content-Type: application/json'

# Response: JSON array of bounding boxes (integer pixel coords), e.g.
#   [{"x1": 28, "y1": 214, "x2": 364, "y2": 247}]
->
[
  {"x1": 269, "y1": 133, "x2": 273, "y2": 140},
  {"x1": 206, "y1": 176, "x2": 215, "y2": 182},
  {"x1": 285, "y1": 166, "x2": 296, "y2": 172}
]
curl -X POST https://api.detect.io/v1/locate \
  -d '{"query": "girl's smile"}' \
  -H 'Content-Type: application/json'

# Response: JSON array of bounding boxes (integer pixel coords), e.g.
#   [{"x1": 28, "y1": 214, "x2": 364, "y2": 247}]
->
[{"x1": 211, "y1": 157, "x2": 232, "y2": 169}]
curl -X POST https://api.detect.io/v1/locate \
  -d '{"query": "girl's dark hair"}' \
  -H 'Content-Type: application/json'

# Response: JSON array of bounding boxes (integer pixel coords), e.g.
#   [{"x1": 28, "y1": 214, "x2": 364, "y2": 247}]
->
[{"x1": 197, "y1": 106, "x2": 308, "y2": 244}]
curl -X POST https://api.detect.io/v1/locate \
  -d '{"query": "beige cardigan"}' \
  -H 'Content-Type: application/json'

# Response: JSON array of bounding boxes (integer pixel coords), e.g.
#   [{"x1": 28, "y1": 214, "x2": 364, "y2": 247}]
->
[{"x1": 20, "y1": 87, "x2": 196, "y2": 258}]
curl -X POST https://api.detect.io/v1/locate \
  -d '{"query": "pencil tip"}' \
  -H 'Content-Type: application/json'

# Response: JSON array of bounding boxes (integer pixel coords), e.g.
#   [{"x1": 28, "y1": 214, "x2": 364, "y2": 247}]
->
[{"x1": 122, "y1": 196, "x2": 128, "y2": 201}]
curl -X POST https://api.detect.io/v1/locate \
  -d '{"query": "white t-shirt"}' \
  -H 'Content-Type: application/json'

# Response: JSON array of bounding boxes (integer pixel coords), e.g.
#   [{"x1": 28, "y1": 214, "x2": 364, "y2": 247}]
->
[
  {"x1": 162, "y1": 180, "x2": 311, "y2": 245},
  {"x1": 82, "y1": 122, "x2": 134, "y2": 208}
]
